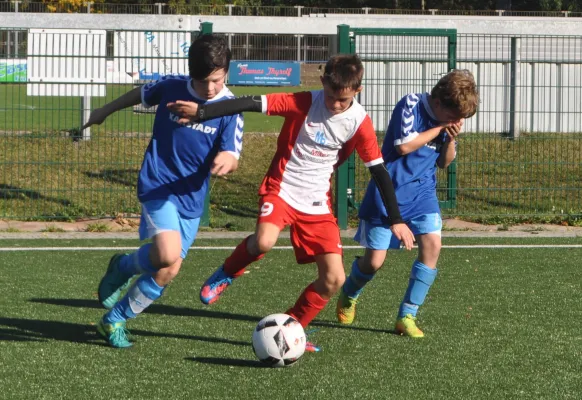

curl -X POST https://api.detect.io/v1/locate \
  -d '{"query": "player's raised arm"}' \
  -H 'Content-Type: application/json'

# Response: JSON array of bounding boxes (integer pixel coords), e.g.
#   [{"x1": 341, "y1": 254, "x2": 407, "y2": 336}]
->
[
  {"x1": 83, "y1": 76, "x2": 169, "y2": 131},
  {"x1": 167, "y1": 92, "x2": 311, "y2": 124},
  {"x1": 82, "y1": 87, "x2": 142, "y2": 130}
]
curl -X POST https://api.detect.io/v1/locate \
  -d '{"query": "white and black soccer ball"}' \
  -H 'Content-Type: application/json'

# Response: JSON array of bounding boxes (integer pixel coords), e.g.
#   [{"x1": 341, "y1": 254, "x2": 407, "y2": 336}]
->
[{"x1": 252, "y1": 313, "x2": 306, "y2": 368}]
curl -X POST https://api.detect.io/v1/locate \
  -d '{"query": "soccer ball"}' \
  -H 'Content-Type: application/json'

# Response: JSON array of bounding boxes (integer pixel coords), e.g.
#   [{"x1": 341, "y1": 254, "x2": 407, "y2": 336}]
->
[{"x1": 252, "y1": 313, "x2": 306, "y2": 368}]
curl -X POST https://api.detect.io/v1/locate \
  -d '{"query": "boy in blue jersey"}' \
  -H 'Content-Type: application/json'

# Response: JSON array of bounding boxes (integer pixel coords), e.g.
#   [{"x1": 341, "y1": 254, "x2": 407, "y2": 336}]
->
[
  {"x1": 336, "y1": 70, "x2": 479, "y2": 337},
  {"x1": 81, "y1": 35, "x2": 243, "y2": 348}
]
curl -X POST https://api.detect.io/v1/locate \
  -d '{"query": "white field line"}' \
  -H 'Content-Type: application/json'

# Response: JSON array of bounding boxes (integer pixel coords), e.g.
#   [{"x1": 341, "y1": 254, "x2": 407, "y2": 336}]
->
[{"x1": 1, "y1": 244, "x2": 582, "y2": 251}]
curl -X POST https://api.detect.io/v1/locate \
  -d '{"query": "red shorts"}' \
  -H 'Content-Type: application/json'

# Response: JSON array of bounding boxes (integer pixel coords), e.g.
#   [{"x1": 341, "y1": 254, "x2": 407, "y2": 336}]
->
[{"x1": 258, "y1": 194, "x2": 342, "y2": 264}]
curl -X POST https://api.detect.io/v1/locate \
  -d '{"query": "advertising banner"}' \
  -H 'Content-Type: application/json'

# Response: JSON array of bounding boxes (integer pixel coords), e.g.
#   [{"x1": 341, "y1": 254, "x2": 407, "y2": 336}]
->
[
  {"x1": 228, "y1": 61, "x2": 300, "y2": 86},
  {"x1": 0, "y1": 59, "x2": 27, "y2": 82}
]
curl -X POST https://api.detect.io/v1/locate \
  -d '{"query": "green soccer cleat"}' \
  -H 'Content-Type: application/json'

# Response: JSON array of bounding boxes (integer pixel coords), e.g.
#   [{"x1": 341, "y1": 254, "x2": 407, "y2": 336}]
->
[
  {"x1": 336, "y1": 291, "x2": 358, "y2": 325},
  {"x1": 96, "y1": 319, "x2": 133, "y2": 349},
  {"x1": 98, "y1": 253, "x2": 134, "y2": 310},
  {"x1": 395, "y1": 314, "x2": 425, "y2": 338}
]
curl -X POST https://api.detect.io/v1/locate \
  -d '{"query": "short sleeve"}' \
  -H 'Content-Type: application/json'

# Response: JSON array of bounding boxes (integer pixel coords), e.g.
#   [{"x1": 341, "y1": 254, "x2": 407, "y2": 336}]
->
[
  {"x1": 354, "y1": 116, "x2": 383, "y2": 167},
  {"x1": 263, "y1": 92, "x2": 312, "y2": 117},
  {"x1": 393, "y1": 93, "x2": 421, "y2": 146},
  {"x1": 141, "y1": 78, "x2": 168, "y2": 108},
  {"x1": 219, "y1": 113, "x2": 244, "y2": 160}
]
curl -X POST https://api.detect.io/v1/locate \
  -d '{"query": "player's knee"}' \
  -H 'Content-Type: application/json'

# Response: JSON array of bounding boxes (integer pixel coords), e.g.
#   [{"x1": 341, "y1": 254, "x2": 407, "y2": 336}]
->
[
  {"x1": 152, "y1": 246, "x2": 182, "y2": 269},
  {"x1": 154, "y1": 262, "x2": 182, "y2": 286},
  {"x1": 334, "y1": 273, "x2": 346, "y2": 291},
  {"x1": 325, "y1": 272, "x2": 345, "y2": 294},
  {"x1": 255, "y1": 235, "x2": 276, "y2": 254},
  {"x1": 424, "y1": 235, "x2": 442, "y2": 259},
  {"x1": 368, "y1": 258, "x2": 384, "y2": 271}
]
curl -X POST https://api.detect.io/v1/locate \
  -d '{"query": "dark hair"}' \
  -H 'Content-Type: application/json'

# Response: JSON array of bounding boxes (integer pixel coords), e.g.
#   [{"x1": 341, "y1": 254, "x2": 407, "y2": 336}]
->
[
  {"x1": 188, "y1": 34, "x2": 231, "y2": 80},
  {"x1": 431, "y1": 69, "x2": 479, "y2": 119},
  {"x1": 321, "y1": 54, "x2": 364, "y2": 92}
]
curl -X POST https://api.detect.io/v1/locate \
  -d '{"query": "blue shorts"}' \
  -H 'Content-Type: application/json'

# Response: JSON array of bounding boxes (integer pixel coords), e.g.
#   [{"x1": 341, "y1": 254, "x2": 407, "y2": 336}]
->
[
  {"x1": 139, "y1": 199, "x2": 200, "y2": 259},
  {"x1": 354, "y1": 213, "x2": 442, "y2": 250}
]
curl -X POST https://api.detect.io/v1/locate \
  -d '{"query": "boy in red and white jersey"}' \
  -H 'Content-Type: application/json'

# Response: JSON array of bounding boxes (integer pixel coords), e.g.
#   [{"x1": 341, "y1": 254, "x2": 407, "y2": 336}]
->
[{"x1": 167, "y1": 54, "x2": 414, "y2": 352}]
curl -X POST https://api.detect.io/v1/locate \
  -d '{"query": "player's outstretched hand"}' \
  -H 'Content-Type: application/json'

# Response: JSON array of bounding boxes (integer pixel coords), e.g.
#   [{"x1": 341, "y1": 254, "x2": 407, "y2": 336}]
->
[
  {"x1": 81, "y1": 107, "x2": 109, "y2": 130},
  {"x1": 390, "y1": 223, "x2": 415, "y2": 250},
  {"x1": 211, "y1": 151, "x2": 239, "y2": 176},
  {"x1": 167, "y1": 100, "x2": 200, "y2": 125}
]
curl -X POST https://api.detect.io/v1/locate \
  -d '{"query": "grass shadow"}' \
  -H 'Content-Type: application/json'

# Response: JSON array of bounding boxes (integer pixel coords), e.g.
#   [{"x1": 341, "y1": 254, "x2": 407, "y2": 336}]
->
[
  {"x1": 30, "y1": 298, "x2": 395, "y2": 334},
  {"x1": 0, "y1": 316, "x2": 249, "y2": 347},
  {"x1": 30, "y1": 298, "x2": 259, "y2": 323},
  {"x1": 84, "y1": 168, "x2": 138, "y2": 188},
  {"x1": 0, "y1": 183, "x2": 72, "y2": 206},
  {"x1": 185, "y1": 356, "x2": 266, "y2": 368},
  {"x1": 0, "y1": 317, "x2": 107, "y2": 346}
]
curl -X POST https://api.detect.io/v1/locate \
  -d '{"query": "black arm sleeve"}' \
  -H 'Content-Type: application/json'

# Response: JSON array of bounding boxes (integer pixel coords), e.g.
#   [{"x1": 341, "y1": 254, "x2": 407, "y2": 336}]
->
[
  {"x1": 368, "y1": 163, "x2": 404, "y2": 225},
  {"x1": 197, "y1": 95, "x2": 263, "y2": 120}
]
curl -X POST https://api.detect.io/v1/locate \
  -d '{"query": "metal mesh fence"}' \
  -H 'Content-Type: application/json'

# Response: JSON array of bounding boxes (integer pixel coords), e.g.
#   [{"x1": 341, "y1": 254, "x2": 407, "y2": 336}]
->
[
  {"x1": 352, "y1": 30, "x2": 582, "y2": 219},
  {"x1": 2, "y1": 27, "x2": 582, "y2": 222}
]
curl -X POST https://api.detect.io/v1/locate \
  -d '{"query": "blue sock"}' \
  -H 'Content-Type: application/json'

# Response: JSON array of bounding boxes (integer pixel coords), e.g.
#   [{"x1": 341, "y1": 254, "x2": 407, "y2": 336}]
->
[
  {"x1": 398, "y1": 260, "x2": 438, "y2": 318},
  {"x1": 104, "y1": 274, "x2": 165, "y2": 323},
  {"x1": 118, "y1": 243, "x2": 157, "y2": 276},
  {"x1": 342, "y1": 258, "x2": 376, "y2": 298}
]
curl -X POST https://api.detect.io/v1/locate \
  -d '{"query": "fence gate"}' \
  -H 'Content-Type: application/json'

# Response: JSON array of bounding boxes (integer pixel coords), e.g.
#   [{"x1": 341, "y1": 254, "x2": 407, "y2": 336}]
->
[{"x1": 335, "y1": 25, "x2": 457, "y2": 229}]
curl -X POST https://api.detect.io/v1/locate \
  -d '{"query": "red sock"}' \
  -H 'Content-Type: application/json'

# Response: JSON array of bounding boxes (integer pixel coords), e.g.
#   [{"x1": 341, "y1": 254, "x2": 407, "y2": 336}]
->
[
  {"x1": 223, "y1": 236, "x2": 264, "y2": 278},
  {"x1": 285, "y1": 283, "x2": 329, "y2": 328}
]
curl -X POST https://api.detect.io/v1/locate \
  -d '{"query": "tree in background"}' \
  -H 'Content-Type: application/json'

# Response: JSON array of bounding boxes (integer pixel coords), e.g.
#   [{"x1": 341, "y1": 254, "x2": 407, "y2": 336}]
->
[
  {"x1": 29, "y1": 0, "x2": 582, "y2": 13},
  {"x1": 40, "y1": 0, "x2": 101, "y2": 12}
]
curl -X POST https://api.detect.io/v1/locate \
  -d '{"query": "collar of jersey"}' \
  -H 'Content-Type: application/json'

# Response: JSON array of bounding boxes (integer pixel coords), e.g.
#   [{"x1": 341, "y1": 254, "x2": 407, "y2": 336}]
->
[
  {"x1": 187, "y1": 80, "x2": 232, "y2": 103},
  {"x1": 420, "y1": 92, "x2": 439, "y2": 123},
  {"x1": 313, "y1": 89, "x2": 359, "y2": 121}
]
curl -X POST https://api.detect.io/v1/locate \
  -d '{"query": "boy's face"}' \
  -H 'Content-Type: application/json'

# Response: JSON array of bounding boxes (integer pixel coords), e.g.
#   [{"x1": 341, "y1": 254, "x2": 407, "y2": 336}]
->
[
  {"x1": 432, "y1": 98, "x2": 463, "y2": 124},
  {"x1": 321, "y1": 77, "x2": 362, "y2": 115},
  {"x1": 191, "y1": 68, "x2": 227, "y2": 100}
]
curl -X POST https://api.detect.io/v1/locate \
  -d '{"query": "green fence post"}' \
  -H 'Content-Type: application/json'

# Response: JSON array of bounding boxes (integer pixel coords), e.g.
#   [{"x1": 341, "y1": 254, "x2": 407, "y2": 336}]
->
[
  {"x1": 447, "y1": 30, "x2": 457, "y2": 72},
  {"x1": 200, "y1": 22, "x2": 213, "y2": 227},
  {"x1": 446, "y1": 30, "x2": 458, "y2": 209},
  {"x1": 509, "y1": 37, "x2": 521, "y2": 140},
  {"x1": 335, "y1": 24, "x2": 351, "y2": 230},
  {"x1": 200, "y1": 21, "x2": 213, "y2": 35}
]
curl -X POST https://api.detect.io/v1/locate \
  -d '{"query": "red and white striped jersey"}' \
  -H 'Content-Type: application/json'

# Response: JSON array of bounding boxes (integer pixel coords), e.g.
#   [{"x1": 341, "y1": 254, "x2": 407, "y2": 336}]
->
[{"x1": 258, "y1": 90, "x2": 384, "y2": 215}]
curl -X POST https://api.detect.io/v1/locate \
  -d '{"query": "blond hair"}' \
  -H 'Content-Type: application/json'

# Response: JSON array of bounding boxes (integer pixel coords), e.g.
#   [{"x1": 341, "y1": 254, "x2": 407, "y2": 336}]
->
[{"x1": 431, "y1": 69, "x2": 479, "y2": 118}]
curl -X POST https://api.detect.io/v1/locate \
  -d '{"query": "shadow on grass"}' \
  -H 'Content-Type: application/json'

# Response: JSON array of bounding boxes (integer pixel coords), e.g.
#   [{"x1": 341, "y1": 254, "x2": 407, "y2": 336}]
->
[
  {"x1": 0, "y1": 317, "x2": 107, "y2": 345},
  {"x1": 29, "y1": 298, "x2": 394, "y2": 334},
  {"x1": 185, "y1": 357, "x2": 266, "y2": 368},
  {"x1": 0, "y1": 316, "x2": 250, "y2": 347},
  {"x1": 211, "y1": 201, "x2": 258, "y2": 219},
  {"x1": 84, "y1": 169, "x2": 138, "y2": 188},
  {"x1": 456, "y1": 191, "x2": 527, "y2": 211},
  {"x1": 0, "y1": 184, "x2": 72, "y2": 206},
  {"x1": 30, "y1": 298, "x2": 259, "y2": 323}
]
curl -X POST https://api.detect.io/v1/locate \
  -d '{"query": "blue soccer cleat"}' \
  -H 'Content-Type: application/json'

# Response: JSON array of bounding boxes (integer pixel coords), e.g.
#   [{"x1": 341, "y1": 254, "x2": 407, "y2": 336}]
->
[
  {"x1": 96, "y1": 318, "x2": 133, "y2": 349},
  {"x1": 200, "y1": 265, "x2": 233, "y2": 305},
  {"x1": 98, "y1": 253, "x2": 134, "y2": 310}
]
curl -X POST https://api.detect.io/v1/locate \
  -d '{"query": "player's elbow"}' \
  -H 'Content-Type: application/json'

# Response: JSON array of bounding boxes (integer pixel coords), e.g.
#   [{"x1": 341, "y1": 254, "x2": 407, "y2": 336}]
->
[
  {"x1": 437, "y1": 157, "x2": 453, "y2": 169},
  {"x1": 395, "y1": 144, "x2": 410, "y2": 156}
]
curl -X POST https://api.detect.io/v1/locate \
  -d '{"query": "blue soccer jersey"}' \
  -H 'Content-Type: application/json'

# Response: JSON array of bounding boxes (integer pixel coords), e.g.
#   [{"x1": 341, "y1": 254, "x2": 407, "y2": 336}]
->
[
  {"x1": 137, "y1": 75, "x2": 243, "y2": 218},
  {"x1": 359, "y1": 93, "x2": 450, "y2": 224}
]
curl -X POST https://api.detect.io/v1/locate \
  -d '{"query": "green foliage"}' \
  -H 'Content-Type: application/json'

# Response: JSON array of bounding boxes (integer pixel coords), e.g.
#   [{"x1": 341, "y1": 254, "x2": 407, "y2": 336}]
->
[
  {"x1": 37, "y1": 0, "x2": 582, "y2": 12},
  {"x1": 42, "y1": 224, "x2": 66, "y2": 232},
  {"x1": 85, "y1": 223, "x2": 111, "y2": 232}
]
